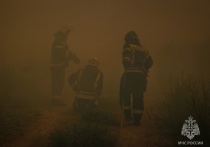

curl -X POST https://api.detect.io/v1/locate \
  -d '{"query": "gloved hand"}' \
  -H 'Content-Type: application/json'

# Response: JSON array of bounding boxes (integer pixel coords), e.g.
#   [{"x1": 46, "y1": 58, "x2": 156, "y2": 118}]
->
[{"x1": 67, "y1": 51, "x2": 80, "y2": 64}]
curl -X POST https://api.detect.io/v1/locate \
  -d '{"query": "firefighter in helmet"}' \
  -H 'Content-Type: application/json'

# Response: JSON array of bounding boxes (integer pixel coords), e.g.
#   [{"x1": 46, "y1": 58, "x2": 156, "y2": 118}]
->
[
  {"x1": 51, "y1": 24, "x2": 80, "y2": 106},
  {"x1": 120, "y1": 31, "x2": 153, "y2": 125},
  {"x1": 69, "y1": 57, "x2": 103, "y2": 111}
]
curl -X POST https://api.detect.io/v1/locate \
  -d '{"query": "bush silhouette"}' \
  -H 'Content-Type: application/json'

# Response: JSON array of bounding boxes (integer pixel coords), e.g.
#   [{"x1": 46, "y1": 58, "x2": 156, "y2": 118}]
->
[
  {"x1": 50, "y1": 122, "x2": 117, "y2": 147},
  {"x1": 149, "y1": 76, "x2": 210, "y2": 144},
  {"x1": 80, "y1": 108, "x2": 119, "y2": 126}
]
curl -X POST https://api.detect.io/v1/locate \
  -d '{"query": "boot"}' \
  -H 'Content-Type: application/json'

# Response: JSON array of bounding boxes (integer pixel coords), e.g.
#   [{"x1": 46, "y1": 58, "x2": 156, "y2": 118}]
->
[
  {"x1": 133, "y1": 114, "x2": 142, "y2": 126},
  {"x1": 124, "y1": 109, "x2": 132, "y2": 121}
]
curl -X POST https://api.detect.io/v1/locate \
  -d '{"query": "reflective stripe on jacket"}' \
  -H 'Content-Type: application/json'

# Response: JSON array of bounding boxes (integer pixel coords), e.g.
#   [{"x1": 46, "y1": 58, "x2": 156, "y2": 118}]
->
[
  {"x1": 74, "y1": 66, "x2": 102, "y2": 100},
  {"x1": 122, "y1": 43, "x2": 152, "y2": 74}
]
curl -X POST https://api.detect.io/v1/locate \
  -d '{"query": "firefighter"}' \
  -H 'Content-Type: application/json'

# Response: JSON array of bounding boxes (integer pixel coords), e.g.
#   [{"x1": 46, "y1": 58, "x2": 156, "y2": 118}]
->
[
  {"x1": 68, "y1": 57, "x2": 103, "y2": 111},
  {"x1": 120, "y1": 31, "x2": 153, "y2": 125},
  {"x1": 51, "y1": 24, "x2": 80, "y2": 106}
]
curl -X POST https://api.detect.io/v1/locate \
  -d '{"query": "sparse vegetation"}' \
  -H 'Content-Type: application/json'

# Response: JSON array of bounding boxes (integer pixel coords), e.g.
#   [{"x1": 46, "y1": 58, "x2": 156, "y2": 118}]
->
[
  {"x1": 149, "y1": 76, "x2": 210, "y2": 144},
  {"x1": 0, "y1": 107, "x2": 42, "y2": 144},
  {"x1": 50, "y1": 97, "x2": 120, "y2": 147},
  {"x1": 50, "y1": 122, "x2": 118, "y2": 147},
  {"x1": 0, "y1": 63, "x2": 49, "y2": 145},
  {"x1": 80, "y1": 108, "x2": 119, "y2": 126}
]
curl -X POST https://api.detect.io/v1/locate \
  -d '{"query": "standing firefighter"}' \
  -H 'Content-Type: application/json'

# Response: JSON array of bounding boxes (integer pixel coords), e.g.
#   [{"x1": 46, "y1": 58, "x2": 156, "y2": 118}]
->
[
  {"x1": 51, "y1": 24, "x2": 80, "y2": 106},
  {"x1": 69, "y1": 57, "x2": 103, "y2": 111},
  {"x1": 120, "y1": 31, "x2": 153, "y2": 126}
]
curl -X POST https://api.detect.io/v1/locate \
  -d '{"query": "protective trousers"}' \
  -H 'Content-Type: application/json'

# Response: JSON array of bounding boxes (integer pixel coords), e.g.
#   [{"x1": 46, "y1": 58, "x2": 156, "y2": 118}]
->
[{"x1": 120, "y1": 72, "x2": 147, "y2": 122}]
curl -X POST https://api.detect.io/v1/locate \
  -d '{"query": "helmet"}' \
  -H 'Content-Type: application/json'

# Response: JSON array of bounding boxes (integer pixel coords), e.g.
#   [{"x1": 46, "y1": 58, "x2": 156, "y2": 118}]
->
[
  {"x1": 88, "y1": 57, "x2": 100, "y2": 67},
  {"x1": 124, "y1": 31, "x2": 140, "y2": 44},
  {"x1": 60, "y1": 23, "x2": 73, "y2": 34}
]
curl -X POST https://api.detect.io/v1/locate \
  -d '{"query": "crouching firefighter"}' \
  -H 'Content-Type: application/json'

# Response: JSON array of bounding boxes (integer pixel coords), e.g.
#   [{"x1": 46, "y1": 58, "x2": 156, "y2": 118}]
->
[
  {"x1": 69, "y1": 57, "x2": 103, "y2": 111},
  {"x1": 50, "y1": 24, "x2": 80, "y2": 106},
  {"x1": 120, "y1": 31, "x2": 153, "y2": 126}
]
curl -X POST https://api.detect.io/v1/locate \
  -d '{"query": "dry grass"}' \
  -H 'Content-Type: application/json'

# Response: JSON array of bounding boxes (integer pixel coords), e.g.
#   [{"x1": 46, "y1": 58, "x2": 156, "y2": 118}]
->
[{"x1": 149, "y1": 76, "x2": 210, "y2": 144}]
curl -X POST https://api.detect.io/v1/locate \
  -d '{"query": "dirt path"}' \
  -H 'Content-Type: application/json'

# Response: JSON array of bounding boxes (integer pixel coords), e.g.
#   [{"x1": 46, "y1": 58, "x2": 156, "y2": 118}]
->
[
  {"x1": 119, "y1": 125, "x2": 173, "y2": 147},
  {"x1": 118, "y1": 112, "x2": 175, "y2": 147},
  {"x1": 4, "y1": 105, "x2": 78, "y2": 147},
  {"x1": 3, "y1": 103, "x2": 174, "y2": 147}
]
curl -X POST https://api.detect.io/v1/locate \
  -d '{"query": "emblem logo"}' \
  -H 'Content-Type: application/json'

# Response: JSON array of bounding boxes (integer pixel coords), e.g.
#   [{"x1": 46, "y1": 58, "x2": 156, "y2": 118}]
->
[{"x1": 181, "y1": 116, "x2": 200, "y2": 140}]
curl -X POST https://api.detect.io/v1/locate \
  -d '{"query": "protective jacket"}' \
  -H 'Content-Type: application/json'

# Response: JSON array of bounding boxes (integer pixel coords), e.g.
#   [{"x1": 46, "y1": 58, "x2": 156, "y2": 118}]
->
[
  {"x1": 120, "y1": 31, "x2": 153, "y2": 124},
  {"x1": 50, "y1": 31, "x2": 80, "y2": 100},
  {"x1": 51, "y1": 32, "x2": 68, "y2": 68},
  {"x1": 122, "y1": 43, "x2": 153, "y2": 74},
  {"x1": 51, "y1": 32, "x2": 79, "y2": 69},
  {"x1": 69, "y1": 65, "x2": 103, "y2": 100}
]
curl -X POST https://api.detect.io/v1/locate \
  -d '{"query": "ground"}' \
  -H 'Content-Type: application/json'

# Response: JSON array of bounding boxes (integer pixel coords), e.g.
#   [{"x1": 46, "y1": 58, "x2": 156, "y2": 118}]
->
[{"x1": 2, "y1": 99, "x2": 175, "y2": 147}]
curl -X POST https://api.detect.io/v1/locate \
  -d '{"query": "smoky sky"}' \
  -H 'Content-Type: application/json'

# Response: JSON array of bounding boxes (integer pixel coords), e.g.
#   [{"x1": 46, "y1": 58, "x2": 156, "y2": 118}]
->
[{"x1": 0, "y1": 0, "x2": 210, "y2": 97}]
